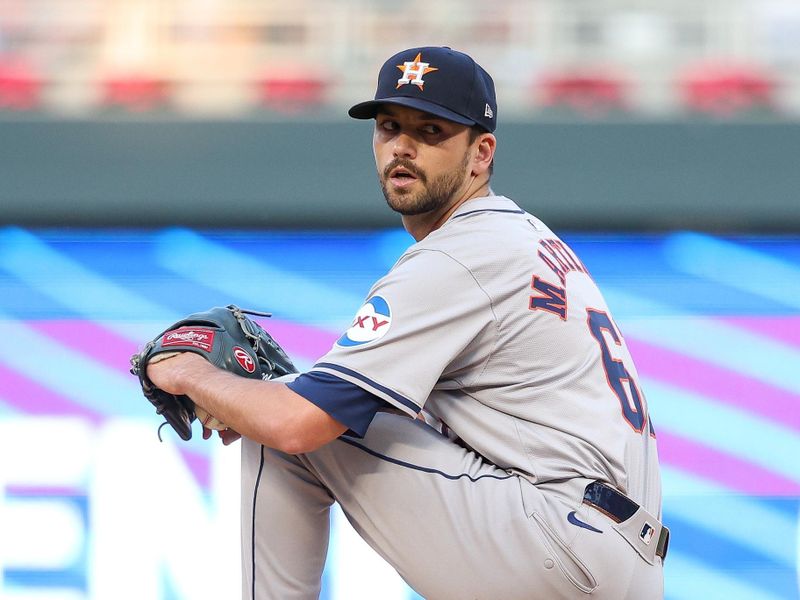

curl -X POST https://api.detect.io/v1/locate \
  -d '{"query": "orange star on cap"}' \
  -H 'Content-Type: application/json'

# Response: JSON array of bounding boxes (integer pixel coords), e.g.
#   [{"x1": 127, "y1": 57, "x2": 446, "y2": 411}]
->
[{"x1": 396, "y1": 52, "x2": 438, "y2": 90}]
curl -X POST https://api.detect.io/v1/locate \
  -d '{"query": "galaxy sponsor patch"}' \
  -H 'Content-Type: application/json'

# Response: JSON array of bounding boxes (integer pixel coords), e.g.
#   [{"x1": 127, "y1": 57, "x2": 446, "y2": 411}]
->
[{"x1": 337, "y1": 295, "x2": 392, "y2": 347}]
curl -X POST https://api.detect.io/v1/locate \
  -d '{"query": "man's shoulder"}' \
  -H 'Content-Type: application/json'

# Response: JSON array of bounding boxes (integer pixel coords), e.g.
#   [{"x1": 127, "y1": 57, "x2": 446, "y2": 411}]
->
[{"x1": 418, "y1": 196, "x2": 551, "y2": 254}]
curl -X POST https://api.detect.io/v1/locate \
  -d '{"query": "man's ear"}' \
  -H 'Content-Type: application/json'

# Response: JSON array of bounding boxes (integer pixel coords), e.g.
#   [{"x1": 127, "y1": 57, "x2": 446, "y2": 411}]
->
[{"x1": 472, "y1": 134, "x2": 496, "y2": 176}]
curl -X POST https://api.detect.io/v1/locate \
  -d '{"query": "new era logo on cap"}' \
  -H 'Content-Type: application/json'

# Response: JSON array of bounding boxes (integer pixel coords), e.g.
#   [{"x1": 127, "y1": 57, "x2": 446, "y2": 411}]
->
[{"x1": 348, "y1": 46, "x2": 497, "y2": 132}]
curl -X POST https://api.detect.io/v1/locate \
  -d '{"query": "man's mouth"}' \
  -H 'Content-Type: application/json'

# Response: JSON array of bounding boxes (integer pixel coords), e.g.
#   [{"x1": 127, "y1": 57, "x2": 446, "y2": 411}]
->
[{"x1": 388, "y1": 166, "x2": 419, "y2": 188}]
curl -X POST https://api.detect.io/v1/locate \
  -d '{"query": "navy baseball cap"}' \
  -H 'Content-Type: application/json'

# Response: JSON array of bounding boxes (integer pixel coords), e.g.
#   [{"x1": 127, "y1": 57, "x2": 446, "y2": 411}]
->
[{"x1": 348, "y1": 46, "x2": 497, "y2": 132}]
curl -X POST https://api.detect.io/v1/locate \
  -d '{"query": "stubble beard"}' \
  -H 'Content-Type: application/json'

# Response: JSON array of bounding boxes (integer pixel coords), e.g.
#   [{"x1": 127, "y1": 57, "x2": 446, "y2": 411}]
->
[{"x1": 380, "y1": 152, "x2": 470, "y2": 216}]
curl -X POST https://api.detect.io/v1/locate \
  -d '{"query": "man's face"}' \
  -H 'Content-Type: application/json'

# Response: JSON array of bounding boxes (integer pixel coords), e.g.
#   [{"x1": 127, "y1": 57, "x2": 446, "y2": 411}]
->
[{"x1": 373, "y1": 105, "x2": 474, "y2": 216}]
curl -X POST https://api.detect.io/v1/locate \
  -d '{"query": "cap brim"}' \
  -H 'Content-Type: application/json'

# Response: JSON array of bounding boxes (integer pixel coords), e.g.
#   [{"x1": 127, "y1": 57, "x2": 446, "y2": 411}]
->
[{"x1": 348, "y1": 97, "x2": 475, "y2": 126}]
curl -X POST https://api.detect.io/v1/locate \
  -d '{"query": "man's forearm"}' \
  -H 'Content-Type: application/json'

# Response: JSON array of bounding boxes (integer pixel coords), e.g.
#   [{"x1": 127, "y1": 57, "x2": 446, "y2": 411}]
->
[{"x1": 151, "y1": 354, "x2": 347, "y2": 453}]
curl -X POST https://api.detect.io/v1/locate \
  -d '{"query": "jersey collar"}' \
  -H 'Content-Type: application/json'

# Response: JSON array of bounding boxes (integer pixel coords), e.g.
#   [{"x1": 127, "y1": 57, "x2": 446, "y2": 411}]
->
[{"x1": 447, "y1": 195, "x2": 526, "y2": 222}]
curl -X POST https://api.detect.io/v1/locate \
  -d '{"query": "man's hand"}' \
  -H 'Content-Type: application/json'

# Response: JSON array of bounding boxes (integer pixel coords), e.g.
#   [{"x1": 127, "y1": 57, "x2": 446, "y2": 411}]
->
[
  {"x1": 129, "y1": 305, "x2": 299, "y2": 441},
  {"x1": 146, "y1": 351, "x2": 210, "y2": 397},
  {"x1": 148, "y1": 353, "x2": 242, "y2": 445},
  {"x1": 202, "y1": 425, "x2": 242, "y2": 445}
]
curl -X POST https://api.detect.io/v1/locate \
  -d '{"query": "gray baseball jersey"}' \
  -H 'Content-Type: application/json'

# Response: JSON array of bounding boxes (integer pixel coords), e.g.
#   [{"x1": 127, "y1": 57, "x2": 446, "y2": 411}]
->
[
  {"x1": 310, "y1": 194, "x2": 661, "y2": 515},
  {"x1": 242, "y1": 195, "x2": 665, "y2": 599}
]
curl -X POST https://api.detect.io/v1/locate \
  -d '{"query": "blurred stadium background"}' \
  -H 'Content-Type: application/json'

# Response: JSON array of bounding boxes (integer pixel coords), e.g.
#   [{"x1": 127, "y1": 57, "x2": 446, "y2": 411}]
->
[{"x1": 0, "y1": 1, "x2": 798, "y2": 599}]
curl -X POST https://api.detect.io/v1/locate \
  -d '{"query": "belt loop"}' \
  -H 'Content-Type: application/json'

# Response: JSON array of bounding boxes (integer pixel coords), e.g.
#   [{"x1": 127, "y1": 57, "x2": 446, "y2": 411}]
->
[{"x1": 656, "y1": 525, "x2": 670, "y2": 561}]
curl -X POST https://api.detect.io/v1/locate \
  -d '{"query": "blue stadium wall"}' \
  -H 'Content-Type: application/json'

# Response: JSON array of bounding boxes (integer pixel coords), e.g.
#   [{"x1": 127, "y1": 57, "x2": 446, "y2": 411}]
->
[{"x1": 1, "y1": 119, "x2": 799, "y2": 231}]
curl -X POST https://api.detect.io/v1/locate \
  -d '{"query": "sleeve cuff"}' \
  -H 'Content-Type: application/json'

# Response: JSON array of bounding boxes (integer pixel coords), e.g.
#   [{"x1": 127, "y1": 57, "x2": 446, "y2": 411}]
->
[{"x1": 286, "y1": 371, "x2": 388, "y2": 438}]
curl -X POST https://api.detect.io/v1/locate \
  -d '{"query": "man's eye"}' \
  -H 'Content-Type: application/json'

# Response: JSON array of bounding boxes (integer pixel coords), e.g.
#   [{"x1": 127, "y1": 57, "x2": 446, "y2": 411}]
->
[
  {"x1": 380, "y1": 120, "x2": 398, "y2": 131},
  {"x1": 421, "y1": 124, "x2": 441, "y2": 134}
]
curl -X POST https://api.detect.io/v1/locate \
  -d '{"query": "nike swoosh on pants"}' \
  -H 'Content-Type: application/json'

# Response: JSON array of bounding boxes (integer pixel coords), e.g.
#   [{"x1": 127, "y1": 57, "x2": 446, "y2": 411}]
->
[{"x1": 567, "y1": 510, "x2": 603, "y2": 533}]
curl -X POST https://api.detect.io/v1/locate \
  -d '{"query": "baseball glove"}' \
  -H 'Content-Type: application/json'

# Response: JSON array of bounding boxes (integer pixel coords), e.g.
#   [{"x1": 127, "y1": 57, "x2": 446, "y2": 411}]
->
[{"x1": 130, "y1": 305, "x2": 297, "y2": 441}]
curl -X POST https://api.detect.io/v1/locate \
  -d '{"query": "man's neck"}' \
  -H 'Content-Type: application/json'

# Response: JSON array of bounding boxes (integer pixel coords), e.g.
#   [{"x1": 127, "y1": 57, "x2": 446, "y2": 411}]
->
[{"x1": 402, "y1": 180, "x2": 492, "y2": 242}]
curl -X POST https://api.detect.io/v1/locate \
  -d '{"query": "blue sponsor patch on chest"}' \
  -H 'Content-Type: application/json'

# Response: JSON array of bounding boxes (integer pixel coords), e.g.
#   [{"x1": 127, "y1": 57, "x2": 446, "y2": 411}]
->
[{"x1": 337, "y1": 295, "x2": 392, "y2": 347}]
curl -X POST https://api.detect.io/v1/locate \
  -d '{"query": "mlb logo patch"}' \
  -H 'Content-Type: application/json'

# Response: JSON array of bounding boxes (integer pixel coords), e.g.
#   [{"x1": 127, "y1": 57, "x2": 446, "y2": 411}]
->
[{"x1": 639, "y1": 522, "x2": 655, "y2": 545}]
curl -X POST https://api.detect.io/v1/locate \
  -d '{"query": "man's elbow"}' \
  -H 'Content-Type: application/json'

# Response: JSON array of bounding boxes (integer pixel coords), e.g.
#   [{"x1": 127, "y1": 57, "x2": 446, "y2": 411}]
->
[
  {"x1": 264, "y1": 418, "x2": 310, "y2": 454},
  {"x1": 257, "y1": 411, "x2": 343, "y2": 455},
  {"x1": 278, "y1": 432, "x2": 328, "y2": 456}
]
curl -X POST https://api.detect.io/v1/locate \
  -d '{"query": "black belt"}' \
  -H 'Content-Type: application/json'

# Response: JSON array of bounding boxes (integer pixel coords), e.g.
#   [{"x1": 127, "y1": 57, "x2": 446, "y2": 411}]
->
[{"x1": 583, "y1": 481, "x2": 670, "y2": 560}]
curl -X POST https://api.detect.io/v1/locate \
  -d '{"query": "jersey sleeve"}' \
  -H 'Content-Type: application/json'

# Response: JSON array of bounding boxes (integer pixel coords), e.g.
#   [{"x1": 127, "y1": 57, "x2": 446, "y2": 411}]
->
[
  {"x1": 308, "y1": 248, "x2": 494, "y2": 417},
  {"x1": 286, "y1": 371, "x2": 386, "y2": 438}
]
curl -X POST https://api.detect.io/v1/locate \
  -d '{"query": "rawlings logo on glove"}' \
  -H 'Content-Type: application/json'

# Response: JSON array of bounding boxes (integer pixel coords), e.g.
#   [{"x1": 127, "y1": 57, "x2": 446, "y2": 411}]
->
[
  {"x1": 162, "y1": 327, "x2": 216, "y2": 350},
  {"x1": 130, "y1": 305, "x2": 298, "y2": 441},
  {"x1": 233, "y1": 347, "x2": 256, "y2": 373}
]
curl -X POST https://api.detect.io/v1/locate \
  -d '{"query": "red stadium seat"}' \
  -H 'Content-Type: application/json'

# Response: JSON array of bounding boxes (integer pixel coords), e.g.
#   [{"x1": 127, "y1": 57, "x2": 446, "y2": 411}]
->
[
  {"x1": 678, "y1": 62, "x2": 777, "y2": 117},
  {"x1": 256, "y1": 69, "x2": 327, "y2": 113},
  {"x1": 102, "y1": 74, "x2": 170, "y2": 111},
  {"x1": 0, "y1": 57, "x2": 42, "y2": 110},
  {"x1": 536, "y1": 70, "x2": 629, "y2": 117}
]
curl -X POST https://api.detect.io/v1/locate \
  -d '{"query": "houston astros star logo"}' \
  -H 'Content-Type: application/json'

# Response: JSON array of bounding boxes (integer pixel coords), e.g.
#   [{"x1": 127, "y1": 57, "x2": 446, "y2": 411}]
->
[{"x1": 396, "y1": 53, "x2": 438, "y2": 89}]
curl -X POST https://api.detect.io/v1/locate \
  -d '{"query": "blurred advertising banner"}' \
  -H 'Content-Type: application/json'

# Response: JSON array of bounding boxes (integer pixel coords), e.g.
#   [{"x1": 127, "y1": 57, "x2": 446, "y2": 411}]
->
[{"x1": 0, "y1": 227, "x2": 798, "y2": 599}]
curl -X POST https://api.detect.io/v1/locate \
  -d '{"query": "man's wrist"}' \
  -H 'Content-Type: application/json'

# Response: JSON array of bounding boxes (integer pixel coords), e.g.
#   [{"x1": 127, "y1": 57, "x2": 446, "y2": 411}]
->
[{"x1": 172, "y1": 353, "x2": 216, "y2": 395}]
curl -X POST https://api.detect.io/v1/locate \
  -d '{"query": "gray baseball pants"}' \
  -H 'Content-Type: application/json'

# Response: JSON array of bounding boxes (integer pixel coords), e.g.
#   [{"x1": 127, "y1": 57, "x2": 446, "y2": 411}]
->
[{"x1": 240, "y1": 412, "x2": 664, "y2": 600}]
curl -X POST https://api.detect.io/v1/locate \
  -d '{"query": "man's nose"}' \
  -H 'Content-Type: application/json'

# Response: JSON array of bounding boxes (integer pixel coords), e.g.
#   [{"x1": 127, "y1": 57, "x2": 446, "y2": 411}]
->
[{"x1": 392, "y1": 132, "x2": 417, "y2": 159}]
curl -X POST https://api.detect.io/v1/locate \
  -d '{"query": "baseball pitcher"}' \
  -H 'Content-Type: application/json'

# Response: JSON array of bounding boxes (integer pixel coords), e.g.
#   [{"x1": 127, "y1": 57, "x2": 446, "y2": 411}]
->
[{"x1": 135, "y1": 46, "x2": 668, "y2": 599}]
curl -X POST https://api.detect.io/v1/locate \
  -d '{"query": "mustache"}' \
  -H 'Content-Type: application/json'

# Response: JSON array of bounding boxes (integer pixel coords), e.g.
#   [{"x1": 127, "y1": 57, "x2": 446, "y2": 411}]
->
[{"x1": 383, "y1": 158, "x2": 426, "y2": 182}]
